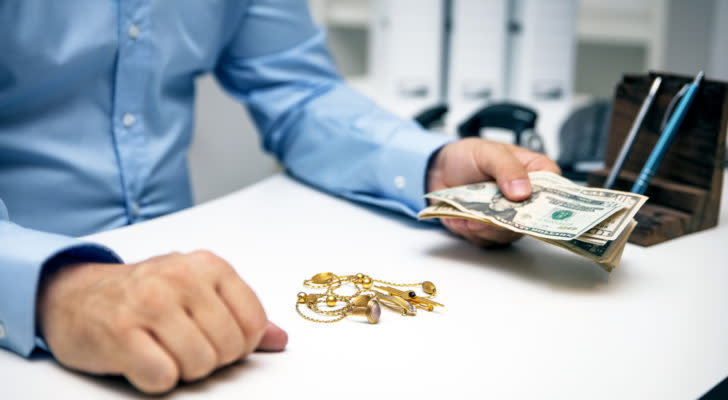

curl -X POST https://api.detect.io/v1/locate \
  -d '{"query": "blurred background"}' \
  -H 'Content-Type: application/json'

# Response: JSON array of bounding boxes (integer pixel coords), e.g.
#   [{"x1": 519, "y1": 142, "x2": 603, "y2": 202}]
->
[{"x1": 188, "y1": 0, "x2": 728, "y2": 203}]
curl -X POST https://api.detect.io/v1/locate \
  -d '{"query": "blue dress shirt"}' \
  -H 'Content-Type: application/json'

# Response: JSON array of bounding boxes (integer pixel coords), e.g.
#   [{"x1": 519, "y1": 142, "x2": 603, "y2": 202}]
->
[{"x1": 0, "y1": 1, "x2": 451, "y2": 357}]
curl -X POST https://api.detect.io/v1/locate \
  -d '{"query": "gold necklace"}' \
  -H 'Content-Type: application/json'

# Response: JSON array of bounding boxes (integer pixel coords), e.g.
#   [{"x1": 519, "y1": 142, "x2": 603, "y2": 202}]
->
[{"x1": 295, "y1": 272, "x2": 442, "y2": 324}]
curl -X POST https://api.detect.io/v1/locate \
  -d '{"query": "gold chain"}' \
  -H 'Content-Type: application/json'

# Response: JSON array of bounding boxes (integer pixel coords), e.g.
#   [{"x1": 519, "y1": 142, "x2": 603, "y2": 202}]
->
[
  {"x1": 295, "y1": 303, "x2": 347, "y2": 323},
  {"x1": 372, "y1": 278, "x2": 422, "y2": 287},
  {"x1": 295, "y1": 272, "x2": 442, "y2": 324},
  {"x1": 372, "y1": 278, "x2": 436, "y2": 299}
]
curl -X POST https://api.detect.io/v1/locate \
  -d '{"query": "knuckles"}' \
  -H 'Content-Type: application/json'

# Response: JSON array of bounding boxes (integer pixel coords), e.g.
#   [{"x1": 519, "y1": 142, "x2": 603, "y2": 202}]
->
[
  {"x1": 186, "y1": 250, "x2": 236, "y2": 280},
  {"x1": 75, "y1": 250, "x2": 254, "y2": 392},
  {"x1": 137, "y1": 249, "x2": 233, "y2": 293},
  {"x1": 189, "y1": 249, "x2": 228, "y2": 271},
  {"x1": 107, "y1": 310, "x2": 139, "y2": 339},
  {"x1": 190, "y1": 249, "x2": 218, "y2": 263},
  {"x1": 531, "y1": 153, "x2": 561, "y2": 174},
  {"x1": 158, "y1": 260, "x2": 196, "y2": 288},
  {"x1": 131, "y1": 278, "x2": 176, "y2": 314}
]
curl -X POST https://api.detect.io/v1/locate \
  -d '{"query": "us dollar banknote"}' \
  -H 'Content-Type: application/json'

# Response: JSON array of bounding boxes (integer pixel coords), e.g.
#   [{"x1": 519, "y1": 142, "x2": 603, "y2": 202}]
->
[
  {"x1": 419, "y1": 172, "x2": 647, "y2": 271},
  {"x1": 419, "y1": 202, "x2": 636, "y2": 272},
  {"x1": 526, "y1": 171, "x2": 647, "y2": 242},
  {"x1": 424, "y1": 178, "x2": 626, "y2": 241}
]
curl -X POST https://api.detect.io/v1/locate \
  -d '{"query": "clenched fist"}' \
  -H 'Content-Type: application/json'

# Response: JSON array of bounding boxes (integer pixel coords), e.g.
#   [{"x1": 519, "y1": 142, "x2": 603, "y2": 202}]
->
[{"x1": 36, "y1": 250, "x2": 287, "y2": 394}]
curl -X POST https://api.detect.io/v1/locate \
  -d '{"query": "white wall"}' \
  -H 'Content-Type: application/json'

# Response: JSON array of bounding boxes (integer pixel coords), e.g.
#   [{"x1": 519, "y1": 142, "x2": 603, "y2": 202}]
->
[
  {"x1": 188, "y1": 76, "x2": 278, "y2": 204},
  {"x1": 709, "y1": 0, "x2": 728, "y2": 80},
  {"x1": 663, "y1": 0, "x2": 715, "y2": 76}
]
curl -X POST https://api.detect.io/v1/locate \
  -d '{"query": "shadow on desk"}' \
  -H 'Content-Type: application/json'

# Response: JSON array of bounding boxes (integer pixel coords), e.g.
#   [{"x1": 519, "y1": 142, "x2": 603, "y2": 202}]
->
[
  {"x1": 289, "y1": 173, "x2": 631, "y2": 293},
  {"x1": 424, "y1": 238, "x2": 629, "y2": 293},
  {"x1": 41, "y1": 356, "x2": 260, "y2": 397}
]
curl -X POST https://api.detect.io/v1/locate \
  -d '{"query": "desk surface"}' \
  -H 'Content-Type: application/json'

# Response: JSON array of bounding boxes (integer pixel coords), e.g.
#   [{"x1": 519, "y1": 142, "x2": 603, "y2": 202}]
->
[{"x1": 2, "y1": 174, "x2": 727, "y2": 399}]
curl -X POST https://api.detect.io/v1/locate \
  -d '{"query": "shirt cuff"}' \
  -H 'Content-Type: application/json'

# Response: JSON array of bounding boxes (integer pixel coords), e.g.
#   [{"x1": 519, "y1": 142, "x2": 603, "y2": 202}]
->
[
  {"x1": 0, "y1": 221, "x2": 122, "y2": 357},
  {"x1": 371, "y1": 126, "x2": 454, "y2": 218}
]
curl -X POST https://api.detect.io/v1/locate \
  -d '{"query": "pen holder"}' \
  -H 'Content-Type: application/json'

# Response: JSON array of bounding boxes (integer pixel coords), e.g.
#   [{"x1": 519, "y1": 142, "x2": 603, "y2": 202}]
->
[{"x1": 587, "y1": 72, "x2": 728, "y2": 246}]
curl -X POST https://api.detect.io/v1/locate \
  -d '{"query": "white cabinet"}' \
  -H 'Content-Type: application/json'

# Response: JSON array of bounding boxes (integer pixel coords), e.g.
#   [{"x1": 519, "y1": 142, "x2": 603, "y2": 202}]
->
[
  {"x1": 309, "y1": 0, "x2": 670, "y2": 75},
  {"x1": 577, "y1": 0, "x2": 667, "y2": 70}
]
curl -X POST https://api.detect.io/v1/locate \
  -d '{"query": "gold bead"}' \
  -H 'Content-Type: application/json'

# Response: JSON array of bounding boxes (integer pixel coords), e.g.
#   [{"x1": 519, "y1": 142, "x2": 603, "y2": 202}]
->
[
  {"x1": 326, "y1": 295, "x2": 337, "y2": 307},
  {"x1": 355, "y1": 273, "x2": 365, "y2": 282},
  {"x1": 297, "y1": 292, "x2": 307, "y2": 304},
  {"x1": 422, "y1": 281, "x2": 436, "y2": 295},
  {"x1": 361, "y1": 276, "x2": 373, "y2": 289}
]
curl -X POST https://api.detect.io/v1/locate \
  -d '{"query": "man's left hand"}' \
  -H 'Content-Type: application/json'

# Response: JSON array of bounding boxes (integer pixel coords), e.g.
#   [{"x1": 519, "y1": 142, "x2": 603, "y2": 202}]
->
[{"x1": 426, "y1": 138, "x2": 561, "y2": 248}]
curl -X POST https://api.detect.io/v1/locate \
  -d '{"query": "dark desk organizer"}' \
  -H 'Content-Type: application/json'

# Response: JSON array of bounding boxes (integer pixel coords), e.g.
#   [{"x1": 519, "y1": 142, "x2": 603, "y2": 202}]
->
[{"x1": 587, "y1": 72, "x2": 728, "y2": 246}]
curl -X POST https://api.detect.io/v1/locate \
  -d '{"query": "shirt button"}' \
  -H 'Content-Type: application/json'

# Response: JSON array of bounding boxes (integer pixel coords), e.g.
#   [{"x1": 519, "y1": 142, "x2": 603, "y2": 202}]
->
[
  {"x1": 0, "y1": 321, "x2": 6, "y2": 339},
  {"x1": 128, "y1": 24, "x2": 140, "y2": 39},
  {"x1": 122, "y1": 113, "x2": 136, "y2": 127},
  {"x1": 394, "y1": 175, "x2": 406, "y2": 189},
  {"x1": 131, "y1": 202, "x2": 141, "y2": 218}
]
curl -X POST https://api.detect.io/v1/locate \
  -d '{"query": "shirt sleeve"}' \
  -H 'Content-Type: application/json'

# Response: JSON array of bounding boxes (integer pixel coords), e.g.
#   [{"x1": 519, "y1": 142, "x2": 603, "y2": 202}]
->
[
  {"x1": 214, "y1": 0, "x2": 454, "y2": 218},
  {"x1": 0, "y1": 200, "x2": 122, "y2": 357}
]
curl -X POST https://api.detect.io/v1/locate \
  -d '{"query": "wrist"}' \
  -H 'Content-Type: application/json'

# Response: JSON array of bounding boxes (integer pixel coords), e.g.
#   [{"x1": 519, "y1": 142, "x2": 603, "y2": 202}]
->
[
  {"x1": 425, "y1": 144, "x2": 448, "y2": 201},
  {"x1": 36, "y1": 261, "x2": 125, "y2": 339}
]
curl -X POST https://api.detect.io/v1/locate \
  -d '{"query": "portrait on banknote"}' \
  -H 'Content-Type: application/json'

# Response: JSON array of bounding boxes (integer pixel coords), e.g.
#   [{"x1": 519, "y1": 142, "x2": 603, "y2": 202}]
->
[{"x1": 456, "y1": 186, "x2": 544, "y2": 222}]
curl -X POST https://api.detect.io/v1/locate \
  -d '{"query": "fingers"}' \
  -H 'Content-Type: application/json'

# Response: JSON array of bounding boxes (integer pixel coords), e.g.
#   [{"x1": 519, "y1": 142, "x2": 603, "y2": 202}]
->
[
  {"x1": 216, "y1": 271, "x2": 271, "y2": 356},
  {"x1": 256, "y1": 321, "x2": 289, "y2": 352},
  {"x1": 148, "y1": 306, "x2": 218, "y2": 382},
  {"x1": 150, "y1": 250, "x2": 283, "y2": 369},
  {"x1": 426, "y1": 138, "x2": 560, "y2": 201},
  {"x1": 157, "y1": 251, "x2": 289, "y2": 355},
  {"x1": 128, "y1": 250, "x2": 272, "y2": 387},
  {"x1": 435, "y1": 139, "x2": 558, "y2": 247},
  {"x1": 121, "y1": 329, "x2": 179, "y2": 394},
  {"x1": 43, "y1": 250, "x2": 283, "y2": 394},
  {"x1": 184, "y1": 251, "x2": 288, "y2": 357},
  {"x1": 472, "y1": 142, "x2": 531, "y2": 201},
  {"x1": 184, "y1": 287, "x2": 246, "y2": 366},
  {"x1": 505, "y1": 143, "x2": 561, "y2": 174},
  {"x1": 442, "y1": 218, "x2": 523, "y2": 248}
]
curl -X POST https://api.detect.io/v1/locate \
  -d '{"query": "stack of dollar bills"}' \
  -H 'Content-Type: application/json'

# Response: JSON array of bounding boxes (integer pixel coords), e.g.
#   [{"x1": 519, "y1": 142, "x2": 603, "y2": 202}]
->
[{"x1": 419, "y1": 171, "x2": 647, "y2": 272}]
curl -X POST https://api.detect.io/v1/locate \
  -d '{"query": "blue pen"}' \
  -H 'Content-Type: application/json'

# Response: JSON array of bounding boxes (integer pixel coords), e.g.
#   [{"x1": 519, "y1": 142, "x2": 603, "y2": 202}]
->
[{"x1": 631, "y1": 72, "x2": 704, "y2": 194}]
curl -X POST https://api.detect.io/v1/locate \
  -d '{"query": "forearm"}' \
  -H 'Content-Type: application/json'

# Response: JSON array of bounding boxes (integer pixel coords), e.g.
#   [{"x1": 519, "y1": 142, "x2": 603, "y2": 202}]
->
[
  {"x1": 273, "y1": 84, "x2": 452, "y2": 216},
  {"x1": 216, "y1": 29, "x2": 452, "y2": 217}
]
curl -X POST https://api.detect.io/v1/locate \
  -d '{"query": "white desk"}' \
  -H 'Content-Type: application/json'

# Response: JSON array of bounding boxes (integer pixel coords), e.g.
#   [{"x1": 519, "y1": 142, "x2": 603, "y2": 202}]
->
[{"x1": 2, "y1": 174, "x2": 727, "y2": 399}]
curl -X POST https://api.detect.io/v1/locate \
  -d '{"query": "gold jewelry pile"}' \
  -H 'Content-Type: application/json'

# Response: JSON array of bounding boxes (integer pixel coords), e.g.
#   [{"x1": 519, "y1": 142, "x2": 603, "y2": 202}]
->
[{"x1": 296, "y1": 272, "x2": 443, "y2": 324}]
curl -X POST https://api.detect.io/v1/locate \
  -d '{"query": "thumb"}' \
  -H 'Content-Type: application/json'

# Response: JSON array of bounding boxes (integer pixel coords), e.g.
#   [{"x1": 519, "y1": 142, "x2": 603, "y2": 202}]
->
[
  {"x1": 475, "y1": 143, "x2": 531, "y2": 201},
  {"x1": 255, "y1": 321, "x2": 288, "y2": 352}
]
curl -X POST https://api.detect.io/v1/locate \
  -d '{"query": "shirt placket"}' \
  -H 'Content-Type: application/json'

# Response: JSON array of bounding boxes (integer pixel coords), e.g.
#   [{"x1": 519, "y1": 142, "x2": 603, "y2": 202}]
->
[{"x1": 112, "y1": 0, "x2": 151, "y2": 223}]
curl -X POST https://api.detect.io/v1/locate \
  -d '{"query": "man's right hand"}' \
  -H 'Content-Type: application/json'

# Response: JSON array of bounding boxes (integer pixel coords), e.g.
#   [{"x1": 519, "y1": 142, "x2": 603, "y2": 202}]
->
[{"x1": 36, "y1": 250, "x2": 287, "y2": 394}]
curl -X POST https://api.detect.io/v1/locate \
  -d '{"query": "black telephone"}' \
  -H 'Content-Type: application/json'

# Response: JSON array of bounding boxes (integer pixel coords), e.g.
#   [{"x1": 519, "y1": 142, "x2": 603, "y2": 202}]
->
[{"x1": 457, "y1": 102, "x2": 544, "y2": 153}]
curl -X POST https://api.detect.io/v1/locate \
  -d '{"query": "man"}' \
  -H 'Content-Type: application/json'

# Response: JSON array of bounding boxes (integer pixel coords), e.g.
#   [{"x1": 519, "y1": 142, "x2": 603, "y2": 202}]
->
[{"x1": 0, "y1": 0, "x2": 559, "y2": 394}]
